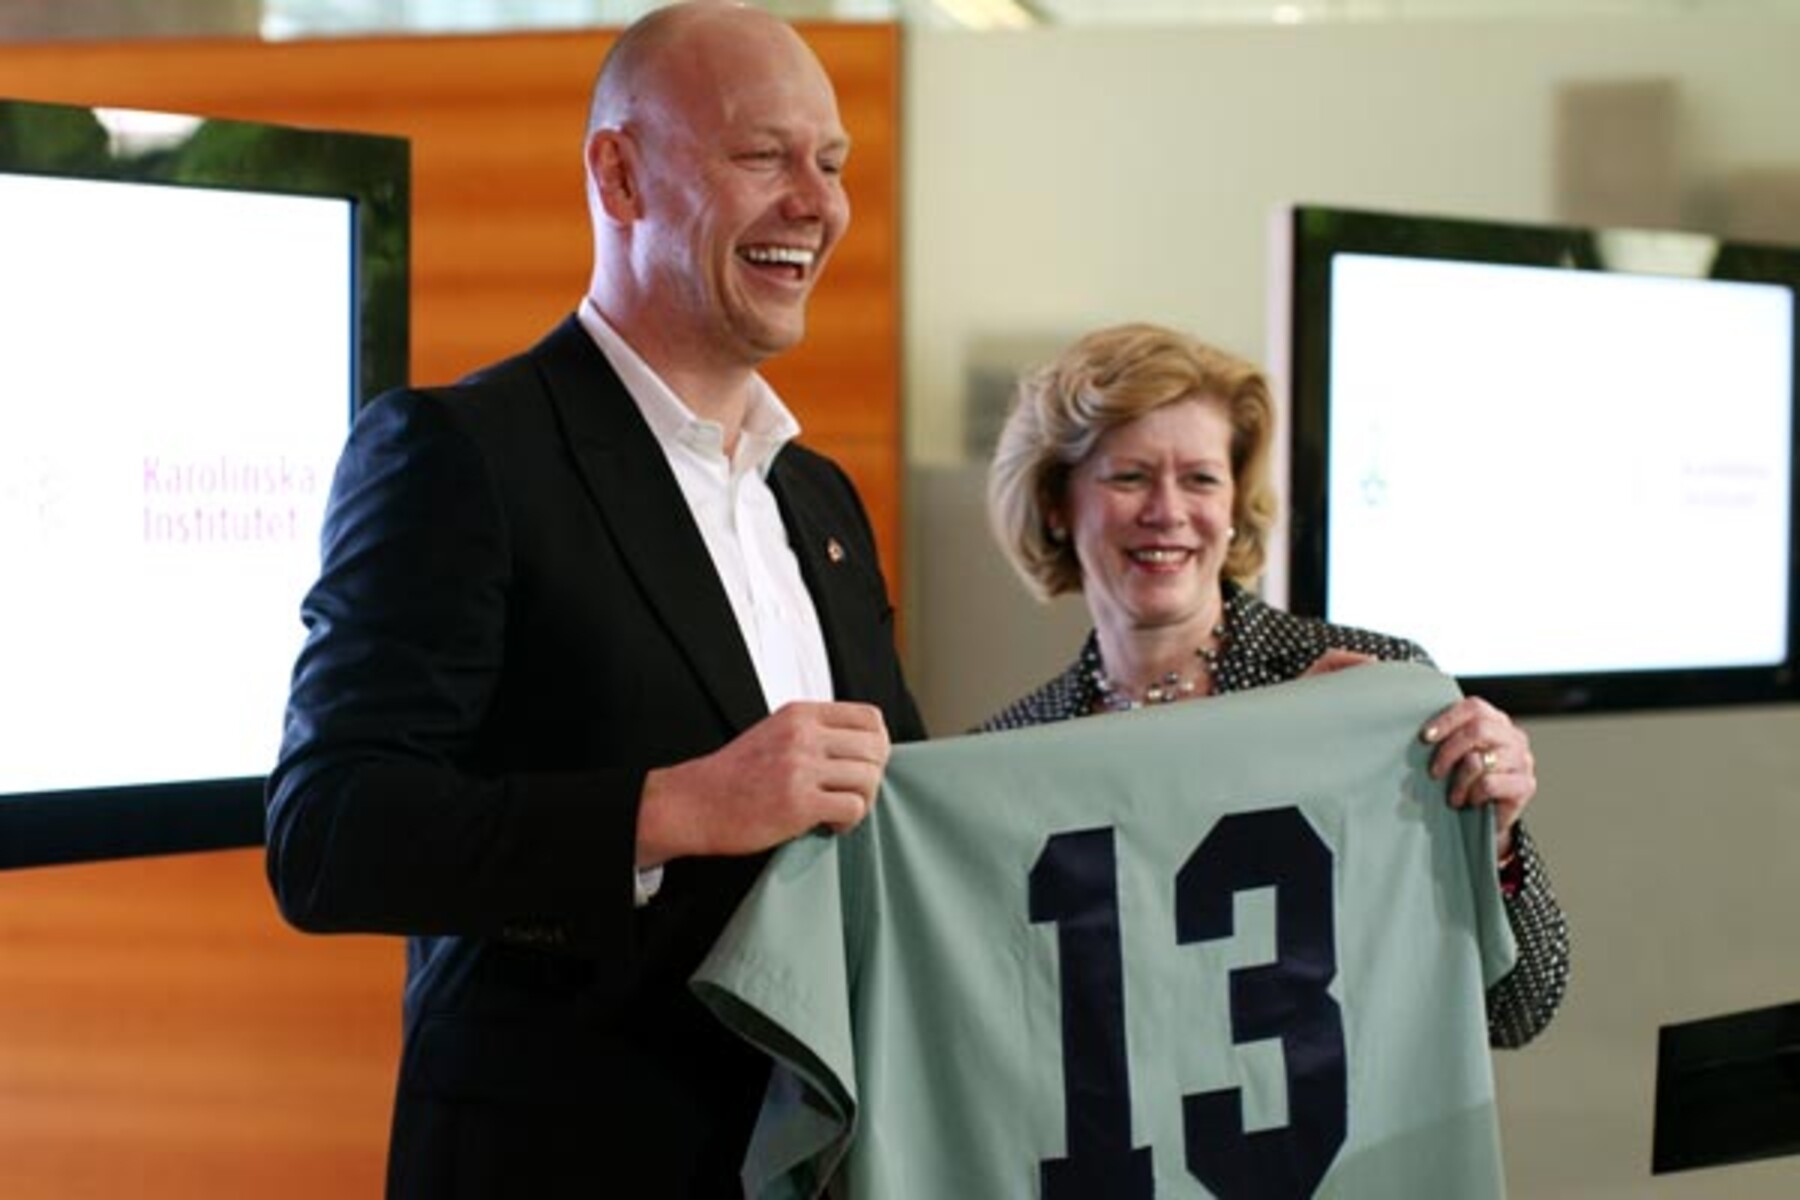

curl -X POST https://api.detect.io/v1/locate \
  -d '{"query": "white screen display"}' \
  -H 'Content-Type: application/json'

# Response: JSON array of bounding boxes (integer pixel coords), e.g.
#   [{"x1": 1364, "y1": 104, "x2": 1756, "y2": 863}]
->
[
  {"x1": 0, "y1": 172, "x2": 352, "y2": 794},
  {"x1": 1326, "y1": 253, "x2": 1794, "y2": 678}
]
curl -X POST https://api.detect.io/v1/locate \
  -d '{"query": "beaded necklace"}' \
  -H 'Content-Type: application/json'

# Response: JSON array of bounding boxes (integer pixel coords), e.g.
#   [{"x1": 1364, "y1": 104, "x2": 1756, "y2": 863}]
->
[{"x1": 1089, "y1": 625, "x2": 1227, "y2": 713}]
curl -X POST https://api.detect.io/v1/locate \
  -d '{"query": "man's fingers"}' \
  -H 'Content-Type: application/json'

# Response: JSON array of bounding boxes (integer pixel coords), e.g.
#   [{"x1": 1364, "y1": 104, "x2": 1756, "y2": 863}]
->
[
  {"x1": 818, "y1": 726, "x2": 891, "y2": 771},
  {"x1": 813, "y1": 788, "x2": 873, "y2": 834},
  {"x1": 778, "y1": 698, "x2": 889, "y2": 734},
  {"x1": 815, "y1": 753, "x2": 884, "y2": 799}
]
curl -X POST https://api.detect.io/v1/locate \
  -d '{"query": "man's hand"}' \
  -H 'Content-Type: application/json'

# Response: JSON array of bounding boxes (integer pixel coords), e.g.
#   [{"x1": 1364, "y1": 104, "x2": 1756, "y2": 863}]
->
[{"x1": 635, "y1": 701, "x2": 890, "y2": 868}]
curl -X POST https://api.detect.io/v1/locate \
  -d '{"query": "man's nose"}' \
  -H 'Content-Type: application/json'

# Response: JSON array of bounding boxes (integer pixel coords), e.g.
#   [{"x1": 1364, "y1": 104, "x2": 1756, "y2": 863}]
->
[{"x1": 782, "y1": 160, "x2": 841, "y2": 223}]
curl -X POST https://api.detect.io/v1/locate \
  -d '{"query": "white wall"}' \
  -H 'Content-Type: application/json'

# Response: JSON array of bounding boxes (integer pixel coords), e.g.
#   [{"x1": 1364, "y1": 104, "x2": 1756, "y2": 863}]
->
[
  {"x1": 903, "y1": 19, "x2": 1800, "y2": 1198},
  {"x1": 905, "y1": 20, "x2": 1800, "y2": 466}
]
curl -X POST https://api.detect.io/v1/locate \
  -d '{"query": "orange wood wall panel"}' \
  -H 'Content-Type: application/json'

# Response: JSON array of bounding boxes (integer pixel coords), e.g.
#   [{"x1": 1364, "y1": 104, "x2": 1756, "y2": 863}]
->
[
  {"x1": 0, "y1": 850, "x2": 398, "y2": 1199},
  {"x1": 0, "y1": 26, "x2": 900, "y2": 1199}
]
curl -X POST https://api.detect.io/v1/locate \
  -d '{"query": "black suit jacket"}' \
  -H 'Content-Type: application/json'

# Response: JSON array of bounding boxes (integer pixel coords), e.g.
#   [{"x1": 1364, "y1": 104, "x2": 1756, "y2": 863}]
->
[{"x1": 266, "y1": 316, "x2": 925, "y2": 1197}]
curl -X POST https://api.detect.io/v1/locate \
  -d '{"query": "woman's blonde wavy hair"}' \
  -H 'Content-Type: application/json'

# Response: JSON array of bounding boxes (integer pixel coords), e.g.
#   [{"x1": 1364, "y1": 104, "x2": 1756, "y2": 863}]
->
[{"x1": 987, "y1": 322, "x2": 1279, "y2": 601}]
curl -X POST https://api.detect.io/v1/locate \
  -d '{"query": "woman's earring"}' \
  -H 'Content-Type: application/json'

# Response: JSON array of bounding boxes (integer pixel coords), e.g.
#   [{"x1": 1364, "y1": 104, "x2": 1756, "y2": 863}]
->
[{"x1": 1047, "y1": 525, "x2": 1068, "y2": 544}]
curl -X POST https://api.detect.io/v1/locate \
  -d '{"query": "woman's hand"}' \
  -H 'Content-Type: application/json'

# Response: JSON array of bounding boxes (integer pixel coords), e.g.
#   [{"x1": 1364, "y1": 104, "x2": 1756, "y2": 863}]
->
[
  {"x1": 1420, "y1": 697, "x2": 1537, "y2": 858},
  {"x1": 1301, "y1": 648, "x2": 1377, "y2": 678}
]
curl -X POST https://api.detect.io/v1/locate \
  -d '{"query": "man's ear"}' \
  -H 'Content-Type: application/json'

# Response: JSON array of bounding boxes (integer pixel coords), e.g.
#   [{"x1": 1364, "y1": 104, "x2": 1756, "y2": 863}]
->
[{"x1": 587, "y1": 129, "x2": 641, "y2": 222}]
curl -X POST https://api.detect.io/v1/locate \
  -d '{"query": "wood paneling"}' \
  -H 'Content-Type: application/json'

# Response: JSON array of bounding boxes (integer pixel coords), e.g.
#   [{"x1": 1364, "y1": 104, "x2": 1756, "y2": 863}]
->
[
  {"x1": 0, "y1": 26, "x2": 900, "y2": 1198},
  {"x1": 0, "y1": 850, "x2": 398, "y2": 1198}
]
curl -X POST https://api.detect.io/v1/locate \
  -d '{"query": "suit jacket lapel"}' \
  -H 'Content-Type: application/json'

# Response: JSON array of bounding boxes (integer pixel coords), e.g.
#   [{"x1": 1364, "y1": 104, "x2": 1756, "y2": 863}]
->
[
  {"x1": 770, "y1": 460, "x2": 876, "y2": 705},
  {"x1": 531, "y1": 317, "x2": 769, "y2": 734}
]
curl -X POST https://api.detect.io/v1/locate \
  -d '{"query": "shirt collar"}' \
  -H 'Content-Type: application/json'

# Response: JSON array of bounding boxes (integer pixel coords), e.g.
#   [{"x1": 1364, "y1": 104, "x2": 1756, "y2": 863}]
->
[{"x1": 577, "y1": 298, "x2": 801, "y2": 476}]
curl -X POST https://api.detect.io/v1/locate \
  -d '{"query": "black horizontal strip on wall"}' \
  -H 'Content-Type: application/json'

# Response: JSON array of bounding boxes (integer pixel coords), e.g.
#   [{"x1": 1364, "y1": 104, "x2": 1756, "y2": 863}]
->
[{"x1": 0, "y1": 779, "x2": 264, "y2": 870}]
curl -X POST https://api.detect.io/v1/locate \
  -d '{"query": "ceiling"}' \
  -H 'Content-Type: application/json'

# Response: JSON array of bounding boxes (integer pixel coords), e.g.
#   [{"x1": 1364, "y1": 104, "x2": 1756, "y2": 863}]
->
[
  {"x1": 5, "y1": 0, "x2": 1797, "y2": 43},
  {"x1": 269, "y1": 0, "x2": 1800, "y2": 35}
]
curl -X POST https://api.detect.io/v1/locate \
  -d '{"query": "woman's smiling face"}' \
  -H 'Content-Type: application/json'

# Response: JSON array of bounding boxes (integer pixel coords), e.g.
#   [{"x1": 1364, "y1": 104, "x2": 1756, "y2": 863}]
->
[{"x1": 1060, "y1": 396, "x2": 1237, "y2": 640}]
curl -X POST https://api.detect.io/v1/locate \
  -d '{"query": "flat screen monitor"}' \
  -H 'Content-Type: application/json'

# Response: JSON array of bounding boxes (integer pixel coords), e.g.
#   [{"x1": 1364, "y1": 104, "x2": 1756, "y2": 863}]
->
[
  {"x1": 0, "y1": 97, "x2": 407, "y2": 866},
  {"x1": 1278, "y1": 204, "x2": 1800, "y2": 716}
]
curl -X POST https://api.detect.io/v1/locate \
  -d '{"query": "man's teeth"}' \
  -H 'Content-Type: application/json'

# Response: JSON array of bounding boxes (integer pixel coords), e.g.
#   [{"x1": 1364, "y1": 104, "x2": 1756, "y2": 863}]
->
[
  {"x1": 741, "y1": 246, "x2": 816, "y2": 267},
  {"x1": 1131, "y1": 549, "x2": 1190, "y2": 564}
]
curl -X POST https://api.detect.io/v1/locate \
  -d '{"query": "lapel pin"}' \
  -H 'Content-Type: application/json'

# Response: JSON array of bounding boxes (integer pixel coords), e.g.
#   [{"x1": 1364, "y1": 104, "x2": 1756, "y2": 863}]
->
[{"x1": 826, "y1": 537, "x2": 846, "y2": 564}]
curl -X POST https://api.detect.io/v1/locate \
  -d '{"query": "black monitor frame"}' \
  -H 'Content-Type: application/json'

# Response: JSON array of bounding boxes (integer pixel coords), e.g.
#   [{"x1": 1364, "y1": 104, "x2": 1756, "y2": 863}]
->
[
  {"x1": 1282, "y1": 204, "x2": 1800, "y2": 717},
  {"x1": 0, "y1": 97, "x2": 408, "y2": 868}
]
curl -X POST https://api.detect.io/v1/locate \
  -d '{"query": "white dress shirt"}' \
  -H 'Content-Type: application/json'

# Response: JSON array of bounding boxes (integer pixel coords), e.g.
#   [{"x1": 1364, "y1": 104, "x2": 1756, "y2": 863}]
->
[{"x1": 577, "y1": 300, "x2": 836, "y2": 903}]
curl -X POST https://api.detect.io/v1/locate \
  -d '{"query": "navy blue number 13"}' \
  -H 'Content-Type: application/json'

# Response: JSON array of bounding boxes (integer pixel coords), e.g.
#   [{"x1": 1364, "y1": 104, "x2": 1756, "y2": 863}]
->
[
  {"x1": 1030, "y1": 807, "x2": 1346, "y2": 1199},
  {"x1": 1030, "y1": 828, "x2": 1156, "y2": 1199}
]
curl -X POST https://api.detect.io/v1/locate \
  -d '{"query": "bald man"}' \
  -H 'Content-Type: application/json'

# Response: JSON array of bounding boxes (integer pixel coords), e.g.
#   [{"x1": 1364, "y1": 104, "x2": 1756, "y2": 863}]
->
[{"x1": 266, "y1": 4, "x2": 924, "y2": 1194}]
